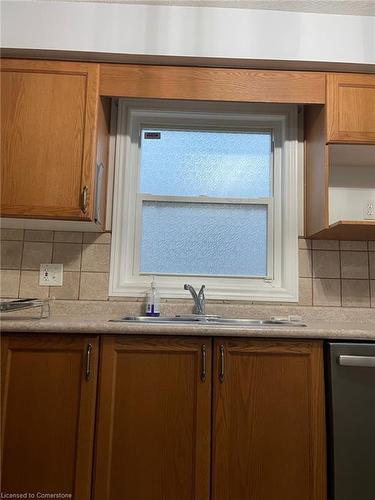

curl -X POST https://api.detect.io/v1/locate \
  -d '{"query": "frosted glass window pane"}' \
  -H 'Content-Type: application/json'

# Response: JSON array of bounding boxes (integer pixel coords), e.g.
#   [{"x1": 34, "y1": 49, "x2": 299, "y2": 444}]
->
[
  {"x1": 140, "y1": 129, "x2": 272, "y2": 198},
  {"x1": 140, "y1": 202, "x2": 268, "y2": 276}
]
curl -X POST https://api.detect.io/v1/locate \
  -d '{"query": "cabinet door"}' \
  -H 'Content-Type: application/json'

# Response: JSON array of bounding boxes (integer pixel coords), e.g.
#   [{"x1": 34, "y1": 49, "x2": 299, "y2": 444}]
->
[
  {"x1": 212, "y1": 339, "x2": 327, "y2": 500},
  {"x1": 327, "y1": 73, "x2": 375, "y2": 144},
  {"x1": 1, "y1": 59, "x2": 100, "y2": 219},
  {"x1": 94, "y1": 336, "x2": 211, "y2": 500},
  {"x1": 1, "y1": 335, "x2": 98, "y2": 499}
]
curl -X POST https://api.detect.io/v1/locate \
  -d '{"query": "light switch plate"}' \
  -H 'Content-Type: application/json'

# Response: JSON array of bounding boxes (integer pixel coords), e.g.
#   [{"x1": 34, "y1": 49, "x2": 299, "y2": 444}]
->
[{"x1": 39, "y1": 264, "x2": 63, "y2": 286}]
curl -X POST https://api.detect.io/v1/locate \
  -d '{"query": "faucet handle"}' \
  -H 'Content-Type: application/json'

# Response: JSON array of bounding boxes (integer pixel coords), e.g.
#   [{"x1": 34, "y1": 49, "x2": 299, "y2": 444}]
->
[{"x1": 198, "y1": 284, "x2": 205, "y2": 296}]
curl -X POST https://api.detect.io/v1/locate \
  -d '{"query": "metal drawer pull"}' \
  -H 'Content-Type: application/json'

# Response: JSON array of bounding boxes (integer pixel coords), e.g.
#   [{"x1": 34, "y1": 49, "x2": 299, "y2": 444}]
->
[
  {"x1": 201, "y1": 345, "x2": 207, "y2": 382},
  {"x1": 81, "y1": 185, "x2": 89, "y2": 213},
  {"x1": 338, "y1": 355, "x2": 375, "y2": 368},
  {"x1": 85, "y1": 344, "x2": 92, "y2": 380},
  {"x1": 219, "y1": 345, "x2": 225, "y2": 383}
]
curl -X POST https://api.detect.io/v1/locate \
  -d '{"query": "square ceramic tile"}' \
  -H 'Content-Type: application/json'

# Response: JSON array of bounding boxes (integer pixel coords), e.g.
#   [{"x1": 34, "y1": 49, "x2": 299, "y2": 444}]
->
[
  {"x1": 81, "y1": 244, "x2": 110, "y2": 272},
  {"x1": 52, "y1": 243, "x2": 82, "y2": 271},
  {"x1": 371, "y1": 281, "x2": 375, "y2": 308},
  {"x1": 0, "y1": 229, "x2": 24, "y2": 241},
  {"x1": 79, "y1": 272, "x2": 109, "y2": 300},
  {"x1": 341, "y1": 251, "x2": 369, "y2": 279},
  {"x1": 19, "y1": 271, "x2": 49, "y2": 298},
  {"x1": 83, "y1": 232, "x2": 111, "y2": 244},
  {"x1": 370, "y1": 252, "x2": 375, "y2": 279},
  {"x1": 340, "y1": 241, "x2": 368, "y2": 251},
  {"x1": 24, "y1": 230, "x2": 53, "y2": 242},
  {"x1": 342, "y1": 279, "x2": 370, "y2": 308},
  {"x1": 1, "y1": 241, "x2": 23, "y2": 269},
  {"x1": 369, "y1": 242, "x2": 375, "y2": 251},
  {"x1": 298, "y1": 278, "x2": 312, "y2": 306},
  {"x1": 312, "y1": 240, "x2": 339, "y2": 250},
  {"x1": 22, "y1": 242, "x2": 52, "y2": 270},
  {"x1": 313, "y1": 278, "x2": 341, "y2": 307},
  {"x1": 0, "y1": 270, "x2": 20, "y2": 298},
  {"x1": 312, "y1": 251, "x2": 340, "y2": 278},
  {"x1": 298, "y1": 238, "x2": 311, "y2": 249},
  {"x1": 54, "y1": 231, "x2": 83, "y2": 243},
  {"x1": 49, "y1": 272, "x2": 80, "y2": 300},
  {"x1": 299, "y1": 250, "x2": 312, "y2": 278}
]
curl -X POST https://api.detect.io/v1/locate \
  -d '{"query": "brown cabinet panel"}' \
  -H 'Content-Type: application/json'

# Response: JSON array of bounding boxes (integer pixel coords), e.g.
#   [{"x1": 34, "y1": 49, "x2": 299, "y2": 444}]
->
[
  {"x1": 94, "y1": 336, "x2": 211, "y2": 500},
  {"x1": 212, "y1": 339, "x2": 326, "y2": 500},
  {"x1": 100, "y1": 64, "x2": 326, "y2": 104},
  {"x1": 1, "y1": 59, "x2": 100, "y2": 220},
  {"x1": 327, "y1": 73, "x2": 375, "y2": 144},
  {"x1": 1, "y1": 334, "x2": 98, "y2": 499}
]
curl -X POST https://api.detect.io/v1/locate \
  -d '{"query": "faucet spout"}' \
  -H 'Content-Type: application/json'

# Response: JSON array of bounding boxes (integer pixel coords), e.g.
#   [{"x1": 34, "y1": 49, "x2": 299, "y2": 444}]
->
[{"x1": 184, "y1": 284, "x2": 206, "y2": 315}]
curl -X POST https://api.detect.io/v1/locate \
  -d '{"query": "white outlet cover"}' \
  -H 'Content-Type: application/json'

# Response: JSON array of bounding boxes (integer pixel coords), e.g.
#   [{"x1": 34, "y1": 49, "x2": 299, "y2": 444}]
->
[
  {"x1": 364, "y1": 200, "x2": 375, "y2": 220},
  {"x1": 39, "y1": 263, "x2": 64, "y2": 286}
]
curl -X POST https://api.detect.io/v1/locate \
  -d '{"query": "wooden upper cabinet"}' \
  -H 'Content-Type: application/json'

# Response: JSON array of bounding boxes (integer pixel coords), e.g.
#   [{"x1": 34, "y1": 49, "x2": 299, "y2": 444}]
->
[
  {"x1": 212, "y1": 339, "x2": 327, "y2": 500},
  {"x1": 1, "y1": 59, "x2": 105, "y2": 221},
  {"x1": 326, "y1": 73, "x2": 375, "y2": 144},
  {"x1": 1, "y1": 334, "x2": 99, "y2": 499},
  {"x1": 94, "y1": 336, "x2": 211, "y2": 500}
]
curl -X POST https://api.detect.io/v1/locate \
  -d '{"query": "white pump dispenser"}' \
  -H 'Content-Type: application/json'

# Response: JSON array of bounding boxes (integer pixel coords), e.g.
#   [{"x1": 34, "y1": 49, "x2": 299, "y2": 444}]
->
[{"x1": 146, "y1": 277, "x2": 160, "y2": 317}]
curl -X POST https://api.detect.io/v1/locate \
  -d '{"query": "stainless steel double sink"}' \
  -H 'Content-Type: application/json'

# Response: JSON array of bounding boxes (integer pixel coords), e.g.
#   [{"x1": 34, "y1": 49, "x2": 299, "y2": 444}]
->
[{"x1": 111, "y1": 314, "x2": 306, "y2": 327}]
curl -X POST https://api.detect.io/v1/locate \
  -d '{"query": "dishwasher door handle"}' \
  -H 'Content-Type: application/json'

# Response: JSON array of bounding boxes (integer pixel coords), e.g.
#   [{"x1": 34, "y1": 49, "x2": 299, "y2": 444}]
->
[{"x1": 338, "y1": 355, "x2": 375, "y2": 368}]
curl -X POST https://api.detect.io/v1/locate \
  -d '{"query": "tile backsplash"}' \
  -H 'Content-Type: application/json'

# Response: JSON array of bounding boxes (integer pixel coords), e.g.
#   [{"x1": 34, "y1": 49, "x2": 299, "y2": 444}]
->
[
  {"x1": 1, "y1": 229, "x2": 110, "y2": 301},
  {"x1": 1, "y1": 229, "x2": 374, "y2": 308}
]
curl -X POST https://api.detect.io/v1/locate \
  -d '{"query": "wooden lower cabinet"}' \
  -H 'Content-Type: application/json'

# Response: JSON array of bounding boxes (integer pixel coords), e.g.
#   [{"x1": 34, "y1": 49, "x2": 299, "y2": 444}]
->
[
  {"x1": 93, "y1": 336, "x2": 212, "y2": 500},
  {"x1": 1, "y1": 334, "x2": 99, "y2": 499},
  {"x1": 1, "y1": 334, "x2": 326, "y2": 500},
  {"x1": 212, "y1": 339, "x2": 327, "y2": 500}
]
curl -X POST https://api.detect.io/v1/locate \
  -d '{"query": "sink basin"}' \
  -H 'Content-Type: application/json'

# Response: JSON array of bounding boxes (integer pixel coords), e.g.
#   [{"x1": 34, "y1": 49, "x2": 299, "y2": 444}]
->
[{"x1": 110, "y1": 315, "x2": 306, "y2": 327}]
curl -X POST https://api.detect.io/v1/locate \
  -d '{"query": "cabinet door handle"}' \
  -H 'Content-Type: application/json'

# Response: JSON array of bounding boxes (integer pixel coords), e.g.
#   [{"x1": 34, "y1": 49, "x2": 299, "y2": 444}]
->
[
  {"x1": 85, "y1": 344, "x2": 92, "y2": 380},
  {"x1": 201, "y1": 345, "x2": 207, "y2": 382},
  {"x1": 81, "y1": 185, "x2": 89, "y2": 213},
  {"x1": 219, "y1": 345, "x2": 225, "y2": 383}
]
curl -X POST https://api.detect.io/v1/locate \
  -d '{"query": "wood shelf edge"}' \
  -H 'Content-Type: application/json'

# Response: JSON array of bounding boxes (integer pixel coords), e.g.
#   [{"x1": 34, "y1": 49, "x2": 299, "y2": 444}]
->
[{"x1": 307, "y1": 220, "x2": 375, "y2": 240}]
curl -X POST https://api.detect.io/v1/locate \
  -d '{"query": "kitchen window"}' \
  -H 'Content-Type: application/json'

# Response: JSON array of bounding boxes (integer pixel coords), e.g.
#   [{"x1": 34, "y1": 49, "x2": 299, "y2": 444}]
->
[{"x1": 110, "y1": 101, "x2": 299, "y2": 301}]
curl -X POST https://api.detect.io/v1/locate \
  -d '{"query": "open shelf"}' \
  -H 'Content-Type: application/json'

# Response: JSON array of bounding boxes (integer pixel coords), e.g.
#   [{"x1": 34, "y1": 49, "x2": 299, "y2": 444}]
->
[
  {"x1": 304, "y1": 105, "x2": 375, "y2": 240},
  {"x1": 311, "y1": 221, "x2": 375, "y2": 240}
]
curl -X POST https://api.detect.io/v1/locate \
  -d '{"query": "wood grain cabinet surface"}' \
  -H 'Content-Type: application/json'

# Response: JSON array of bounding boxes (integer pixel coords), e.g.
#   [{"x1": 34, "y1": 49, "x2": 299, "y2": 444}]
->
[
  {"x1": 1, "y1": 334, "x2": 99, "y2": 499},
  {"x1": 305, "y1": 72, "x2": 375, "y2": 240},
  {"x1": 93, "y1": 336, "x2": 212, "y2": 500},
  {"x1": 326, "y1": 73, "x2": 375, "y2": 144},
  {"x1": 211, "y1": 339, "x2": 327, "y2": 500},
  {"x1": 0, "y1": 59, "x2": 106, "y2": 221},
  {"x1": 1, "y1": 334, "x2": 327, "y2": 500}
]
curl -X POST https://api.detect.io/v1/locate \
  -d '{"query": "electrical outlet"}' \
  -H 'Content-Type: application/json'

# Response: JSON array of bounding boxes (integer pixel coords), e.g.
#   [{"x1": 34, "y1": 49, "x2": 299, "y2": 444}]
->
[
  {"x1": 39, "y1": 264, "x2": 63, "y2": 286},
  {"x1": 364, "y1": 200, "x2": 375, "y2": 220}
]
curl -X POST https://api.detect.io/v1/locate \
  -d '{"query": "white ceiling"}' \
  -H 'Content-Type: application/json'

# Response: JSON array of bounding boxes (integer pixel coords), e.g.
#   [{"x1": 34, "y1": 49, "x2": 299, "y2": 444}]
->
[{"x1": 39, "y1": 0, "x2": 375, "y2": 16}]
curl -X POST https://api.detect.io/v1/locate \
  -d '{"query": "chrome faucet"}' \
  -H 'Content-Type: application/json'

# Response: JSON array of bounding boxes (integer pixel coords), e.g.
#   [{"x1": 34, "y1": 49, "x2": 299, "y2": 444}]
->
[{"x1": 184, "y1": 284, "x2": 205, "y2": 315}]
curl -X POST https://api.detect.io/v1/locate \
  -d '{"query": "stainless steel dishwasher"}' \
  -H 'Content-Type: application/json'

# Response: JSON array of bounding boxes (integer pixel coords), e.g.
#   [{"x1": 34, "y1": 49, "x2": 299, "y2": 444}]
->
[{"x1": 326, "y1": 342, "x2": 375, "y2": 500}]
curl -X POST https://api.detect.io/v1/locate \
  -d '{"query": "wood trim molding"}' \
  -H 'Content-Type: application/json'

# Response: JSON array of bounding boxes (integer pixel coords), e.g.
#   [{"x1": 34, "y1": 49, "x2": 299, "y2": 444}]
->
[
  {"x1": 304, "y1": 105, "x2": 329, "y2": 237},
  {"x1": 100, "y1": 64, "x2": 326, "y2": 104}
]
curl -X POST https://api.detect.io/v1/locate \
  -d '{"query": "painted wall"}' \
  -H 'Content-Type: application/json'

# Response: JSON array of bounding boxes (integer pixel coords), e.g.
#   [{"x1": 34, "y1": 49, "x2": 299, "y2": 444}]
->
[{"x1": 1, "y1": 1, "x2": 375, "y2": 66}]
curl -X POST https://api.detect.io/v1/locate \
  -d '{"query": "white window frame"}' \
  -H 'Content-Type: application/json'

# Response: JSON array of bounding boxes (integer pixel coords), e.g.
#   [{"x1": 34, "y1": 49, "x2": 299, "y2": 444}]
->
[{"x1": 110, "y1": 100, "x2": 299, "y2": 302}]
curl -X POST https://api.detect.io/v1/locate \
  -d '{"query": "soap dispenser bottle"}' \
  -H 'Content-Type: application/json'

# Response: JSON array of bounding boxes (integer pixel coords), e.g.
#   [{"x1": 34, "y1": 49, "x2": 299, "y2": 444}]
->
[{"x1": 146, "y1": 277, "x2": 160, "y2": 317}]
